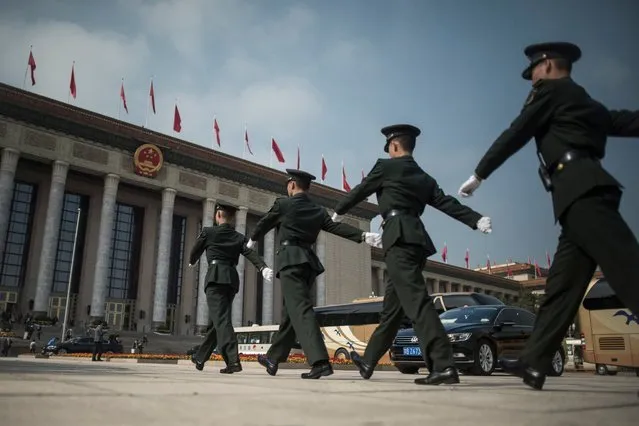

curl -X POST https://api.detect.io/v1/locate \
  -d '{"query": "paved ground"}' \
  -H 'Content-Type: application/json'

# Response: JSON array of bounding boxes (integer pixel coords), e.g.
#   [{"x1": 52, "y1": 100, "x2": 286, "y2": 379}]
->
[{"x1": 1, "y1": 358, "x2": 637, "y2": 426}]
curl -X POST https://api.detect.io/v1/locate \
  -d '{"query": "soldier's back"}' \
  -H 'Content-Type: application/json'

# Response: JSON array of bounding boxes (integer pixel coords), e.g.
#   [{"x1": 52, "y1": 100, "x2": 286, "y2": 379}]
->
[
  {"x1": 278, "y1": 194, "x2": 326, "y2": 245},
  {"x1": 205, "y1": 224, "x2": 246, "y2": 264},
  {"x1": 375, "y1": 156, "x2": 438, "y2": 216}
]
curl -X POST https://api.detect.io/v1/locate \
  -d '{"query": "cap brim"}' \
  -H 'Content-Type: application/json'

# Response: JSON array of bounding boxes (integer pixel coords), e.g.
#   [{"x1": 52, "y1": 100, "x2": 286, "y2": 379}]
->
[
  {"x1": 383, "y1": 141, "x2": 390, "y2": 153},
  {"x1": 522, "y1": 66, "x2": 533, "y2": 80}
]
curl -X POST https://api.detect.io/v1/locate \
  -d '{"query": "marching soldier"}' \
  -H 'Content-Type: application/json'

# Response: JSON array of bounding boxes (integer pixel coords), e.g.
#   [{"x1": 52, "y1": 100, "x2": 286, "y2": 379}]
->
[
  {"x1": 247, "y1": 169, "x2": 382, "y2": 379},
  {"x1": 332, "y1": 124, "x2": 492, "y2": 385},
  {"x1": 188, "y1": 202, "x2": 274, "y2": 374},
  {"x1": 457, "y1": 41, "x2": 639, "y2": 390}
]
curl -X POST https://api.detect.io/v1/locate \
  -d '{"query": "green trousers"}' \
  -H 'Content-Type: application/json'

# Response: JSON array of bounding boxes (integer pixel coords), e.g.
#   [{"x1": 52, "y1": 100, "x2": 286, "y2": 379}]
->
[{"x1": 194, "y1": 285, "x2": 239, "y2": 365}]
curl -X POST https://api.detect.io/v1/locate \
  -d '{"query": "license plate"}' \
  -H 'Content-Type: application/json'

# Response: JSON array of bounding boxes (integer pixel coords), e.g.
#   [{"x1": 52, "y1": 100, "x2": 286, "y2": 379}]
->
[{"x1": 403, "y1": 346, "x2": 421, "y2": 356}]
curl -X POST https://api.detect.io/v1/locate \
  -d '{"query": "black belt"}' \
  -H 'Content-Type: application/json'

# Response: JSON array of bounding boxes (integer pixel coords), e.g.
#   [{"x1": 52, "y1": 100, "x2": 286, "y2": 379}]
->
[
  {"x1": 380, "y1": 209, "x2": 418, "y2": 229},
  {"x1": 548, "y1": 150, "x2": 598, "y2": 176},
  {"x1": 210, "y1": 259, "x2": 236, "y2": 267},
  {"x1": 280, "y1": 240, "x2": 312, "y2": 249}
]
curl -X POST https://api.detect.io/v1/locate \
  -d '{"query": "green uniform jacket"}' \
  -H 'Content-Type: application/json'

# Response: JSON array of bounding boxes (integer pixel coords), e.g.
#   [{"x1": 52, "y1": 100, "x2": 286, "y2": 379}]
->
[
  {"x1": 250, "y1": 193, "x2": 364, "y2": 277},
  {"x1": 189, "y1": 223, "x2": 267, "y2": 293},
  {"x1": 334, "y1": 156, "x2": 482, "y2": 257},
  {"x1": 473, "y1": 77, "x2": 639, "y2": 220}
]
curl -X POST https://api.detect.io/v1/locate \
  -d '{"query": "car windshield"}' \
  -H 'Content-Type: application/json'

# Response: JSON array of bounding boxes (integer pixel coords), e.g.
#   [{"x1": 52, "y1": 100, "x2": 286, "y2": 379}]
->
[{"x1": 439, "y1": 307, "x2": 499, "y2": 324}]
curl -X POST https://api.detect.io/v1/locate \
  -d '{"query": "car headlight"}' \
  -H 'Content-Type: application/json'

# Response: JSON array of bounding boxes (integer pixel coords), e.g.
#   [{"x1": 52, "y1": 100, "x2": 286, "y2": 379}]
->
[{"x1": 448, "y1": 333, "x2": 471, "y2": 342}]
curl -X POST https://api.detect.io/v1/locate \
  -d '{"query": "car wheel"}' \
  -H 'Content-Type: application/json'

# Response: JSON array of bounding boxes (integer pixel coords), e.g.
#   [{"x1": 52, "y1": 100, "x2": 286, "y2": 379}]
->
[
  {"x1": 547, "y1": 348, "x2": 565, "y2": 377},
  {"x1": 333, "y1": 348, "x2": 350, "y2": 361},
  {"x1": 472, "y1": 339, "x2": 496, "y2": 376},
  {"x1": 396, "y1": 365, "x2": 420, "y2": 374},
  {"x1": 596, "y1": 364, "x2": 609, "y2": 375}
]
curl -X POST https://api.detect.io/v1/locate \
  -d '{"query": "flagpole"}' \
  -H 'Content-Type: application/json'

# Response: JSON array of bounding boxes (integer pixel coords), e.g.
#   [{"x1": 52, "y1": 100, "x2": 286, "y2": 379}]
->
[
  {"x1": 269, "y1": 136, "x2": 273, "y2": 168},
  {"x1": 341, "y1": 160, "x2": 344, "y2": 190},
  {"x1": 23, "y1": 45, "x2": 32, "y2": 90},
  {"x1": 118, "y1": 77, "x2": 123, "y2": 120},
  {"x1": 242, "y1": 124, "x2": 247, "y2": 160},
  {"x1": 297, "y1": 144, "x2": 300, "y2": 169},
  {"x1": 68, "y1": 61, "x2": 74, "y2": 104},
  {"x1": 145, "y1": 77, "x2": 152, "y2": 129},
  {"x1": 321, "y1": 154, "x2": 325, "y2": 183},
  {"x1": 61, "y1": 207, "x2": 81, "y2": 342}
]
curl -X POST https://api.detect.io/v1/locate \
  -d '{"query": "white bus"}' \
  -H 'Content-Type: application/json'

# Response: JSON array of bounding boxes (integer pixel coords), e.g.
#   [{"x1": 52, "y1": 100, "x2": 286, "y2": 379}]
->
[{"x1": 235, "y1": 324, "x2": 303, "y2": 356}]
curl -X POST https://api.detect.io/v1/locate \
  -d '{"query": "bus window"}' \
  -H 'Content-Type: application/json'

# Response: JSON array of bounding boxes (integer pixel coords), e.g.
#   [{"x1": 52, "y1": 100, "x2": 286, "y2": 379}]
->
[
  {"x1": 582, "y1": 279, "x2": 625, "y2": 311},
  {"x1": 248, "y1": 332, "x2": 270, "y2": 344},
  {"x1": 236, "y1": 333, "x2": 248, "y2": 344}
]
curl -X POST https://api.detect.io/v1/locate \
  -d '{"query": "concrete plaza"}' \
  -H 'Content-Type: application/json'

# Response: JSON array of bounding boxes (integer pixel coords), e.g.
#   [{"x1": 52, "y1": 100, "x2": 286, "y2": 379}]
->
[{"x1": 1, "y1": 358, "x2": 637, "y2": 426}]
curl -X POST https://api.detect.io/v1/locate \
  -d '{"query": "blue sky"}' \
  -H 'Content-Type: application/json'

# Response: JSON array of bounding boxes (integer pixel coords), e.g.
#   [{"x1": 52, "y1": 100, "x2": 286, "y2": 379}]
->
[{"x1": 1, "y1": 0, "x2": 637, "y2": 268}]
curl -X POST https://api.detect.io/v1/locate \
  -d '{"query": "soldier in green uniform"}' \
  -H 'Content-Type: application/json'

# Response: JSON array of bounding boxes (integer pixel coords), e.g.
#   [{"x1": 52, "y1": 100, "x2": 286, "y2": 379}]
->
[
  {"x1": 457, "y1": 42, "x2": 639, "y2": 390},
  {"x1": 188, "y1": 202, "x2": 274, "y2": 374},
  {"x1": 332, "y1": 124, "x2": 493, "y2": 385},
  {"x1": 247, "y1": 169, "x2": 383, "y2": 379}
]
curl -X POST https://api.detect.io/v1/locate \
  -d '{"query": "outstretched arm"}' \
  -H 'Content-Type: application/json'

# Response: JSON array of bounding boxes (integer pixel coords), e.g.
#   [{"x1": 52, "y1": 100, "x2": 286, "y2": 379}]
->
[
  {"x1": 188, "y1": 228, "x2": 208, "y2": 264},
  {"x1": 321, "y1": 211, "x2": 364, "y2": 243},
  {"x1": 431, "y1": 184, "x2": 482, "y2": 229},
  {"x1": 609, "y1": 110, "x2": 639, "y2": 137},
  {"x1": 334, "y1": 160, "x2": 384, "y2": 215},
  {"x1": 250, "y1": 199, "x2": 283, "y2": 241},
  {"x1": 474, "y1": 80, "x2": 556, "y2": 180},
  {"x1": 241, "y1": 237, "x2": 268, "y2": 271}
]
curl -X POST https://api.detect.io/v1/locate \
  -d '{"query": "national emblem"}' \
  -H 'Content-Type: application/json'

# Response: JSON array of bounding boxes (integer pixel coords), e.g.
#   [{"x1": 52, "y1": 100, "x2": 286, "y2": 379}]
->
[{"x1": 133, "y1": 144, "x2": 163, "y2": 178}]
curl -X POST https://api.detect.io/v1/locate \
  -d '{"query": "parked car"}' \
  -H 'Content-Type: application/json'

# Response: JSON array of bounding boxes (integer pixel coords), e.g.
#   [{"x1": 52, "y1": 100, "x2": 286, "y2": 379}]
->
[
  {"x1": 389, "y1": 305, "x2": 565, "y2": 376},
  {"x1": 43, "y1": 336, "x2": 124, "y2": 355}
]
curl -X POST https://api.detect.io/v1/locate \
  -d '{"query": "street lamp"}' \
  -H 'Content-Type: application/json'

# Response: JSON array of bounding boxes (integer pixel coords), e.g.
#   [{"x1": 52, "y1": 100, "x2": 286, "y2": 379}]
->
[{"x1": 61, "y1": 207, "x2": 81, "y2": 342}]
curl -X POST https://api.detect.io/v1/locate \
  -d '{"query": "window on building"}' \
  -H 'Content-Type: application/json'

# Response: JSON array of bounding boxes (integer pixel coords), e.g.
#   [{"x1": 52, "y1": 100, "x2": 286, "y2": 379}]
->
[
  {"x1": 167, "y1": 215, "x2": 186, "y2": 305},
  {"x1": 51, "y1": 193, "x2": 89, "y2": 294},
  {"x1": 107, "y1": 203, "x2": 143, "y2": 300},
  {"x1": 0, "y1": 182, "x2": 37, "y2": 288}
]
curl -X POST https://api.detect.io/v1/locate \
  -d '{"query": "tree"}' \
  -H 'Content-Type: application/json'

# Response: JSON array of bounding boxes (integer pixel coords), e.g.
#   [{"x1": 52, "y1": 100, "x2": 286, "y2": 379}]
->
[{"x1": 513, "y1": 287, "x2": 540, "y2": 314}]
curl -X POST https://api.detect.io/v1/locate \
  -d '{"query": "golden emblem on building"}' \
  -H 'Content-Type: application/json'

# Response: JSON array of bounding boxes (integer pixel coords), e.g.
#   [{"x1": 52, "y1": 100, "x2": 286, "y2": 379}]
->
[{"x1": 133, "y1": 144, "x2": 163, "y2": 178}]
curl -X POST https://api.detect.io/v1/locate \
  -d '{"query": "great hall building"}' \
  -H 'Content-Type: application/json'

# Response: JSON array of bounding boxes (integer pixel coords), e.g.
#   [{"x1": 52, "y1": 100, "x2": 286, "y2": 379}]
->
[{"x1": 0, "y1": 83, "x2": 521, "y2": 335}]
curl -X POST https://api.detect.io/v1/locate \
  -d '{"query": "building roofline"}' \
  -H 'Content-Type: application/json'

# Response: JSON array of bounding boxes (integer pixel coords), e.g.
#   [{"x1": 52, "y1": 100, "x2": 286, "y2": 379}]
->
[
  {"x1": 371, "y1": 248, "x2": 521, "y2": 291},
  {"x1": 0, "y1": 83, "x2": 378, "y2": 220}
]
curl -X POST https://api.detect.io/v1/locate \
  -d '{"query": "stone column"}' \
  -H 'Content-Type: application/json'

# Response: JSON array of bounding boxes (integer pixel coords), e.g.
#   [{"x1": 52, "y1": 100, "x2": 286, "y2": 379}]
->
[
  {"x1": 152, "y1": 188, "x2": 177, "y2": 328},
  {"x1": 261, "y1": 229, "x2": 275, "y2": 324},
  {"x1": 195, "y1": 198, "x2": 216, "y2": 332},
  {"x1": 376, "y1": 266, "x2": 385, "y2": 296},
  {"x1": 433, "y1": 279, "x2": 441, "y2": 293},
  {"x1": 445, "y1": 281, "x2": 452, "y2": 293},
  {"x1": 90, "y1": 174, "x2": 120, "y2": 320},
  {"x1": 232, "y1": 206, "x2": 248, "y2": 326},
  {"x1": 315, "y1": 231, "x2": 327, "y2": 306},
  {"x1": 33, "y1": 161, "x2": 69, "y2": 315},
  {"x1": 0, "y1": 148, "x2": 19, "y2": 260}
]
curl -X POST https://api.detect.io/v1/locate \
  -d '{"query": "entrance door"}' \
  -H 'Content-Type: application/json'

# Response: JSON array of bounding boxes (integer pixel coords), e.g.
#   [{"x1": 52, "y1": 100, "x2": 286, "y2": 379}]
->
[
  {"x1": 165, "y1": 304, "x2": 177, "y2": 334},
  {"x1": 105, "y1": 302, "x2": 125, "y2": 330}
]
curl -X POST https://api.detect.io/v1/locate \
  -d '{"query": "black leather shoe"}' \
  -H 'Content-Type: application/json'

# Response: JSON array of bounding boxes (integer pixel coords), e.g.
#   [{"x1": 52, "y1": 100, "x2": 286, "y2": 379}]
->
[
  {"x1": 220, "y1": 363, "x2": 242, "y2": 374},
  {"x1": 257, "y1": 355, "x2": 278, "y2": 376},
  {"x1": 191, "y1": 355, "x2": 204, "y2": 371},
  {"x1": 414, "y1": 367, "x2": 460, "y2": 385},
  {"x1": 301, "y1": 362, "x2": 333, "y2": 379},
  {"x1": 350, "y1": 351, "x2": 374, "y2": 379},
  {"x1": 499, "y1": 357, "x2": 525, "y2": 378},
  {"x1": 522, "y1": 367, "x2": 546, "y2": 390}
]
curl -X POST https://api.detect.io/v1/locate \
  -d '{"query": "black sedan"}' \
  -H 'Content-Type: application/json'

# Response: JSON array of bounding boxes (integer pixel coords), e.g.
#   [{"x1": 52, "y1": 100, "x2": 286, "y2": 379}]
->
[
  {"x1": 389, "y1": 305, "x2": 565, "y2": 376},
  {"x1": 43, "y1": 336, "x2": 124, "y2": 355}
]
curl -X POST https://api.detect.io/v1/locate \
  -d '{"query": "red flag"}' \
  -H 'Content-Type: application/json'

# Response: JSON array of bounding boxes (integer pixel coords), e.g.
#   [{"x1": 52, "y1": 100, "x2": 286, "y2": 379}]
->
[
  {"x1": 213, "y1": 118, "x2": 220, "y2": 146},
  {"x1": 507, "y1": 258, "x2": 512, "y2": 277},
  {"x1": 441, "y1": 243, "x2": 448, "y2": 263},
  {"x1": 534, "y1": 260, "x2": 542, "y2": 278},
  {"x1": 27, "y1": 50, "x2": 36, "y2": 85},
  {"x1": 361, "y1": 170, "x2": 366, "y2": 182},
  {"x1": 342, "y1": 164, "x2": 351, "y2": 192},
  {"x1": 546, "y1": 251, "x2": 551, "y2": 268},
  {"x1": 173, "y1": 105, "x2": 181, "y2": 132},
  {"x1": 149, "y1": 80, "x2": 156, "y2": 114},
  {"x1": 244, "y1": 128, "x2": 253, "y2": 155},
  {"x1": 271, "y1": 138, "x2": 285, "y2": 163},
  {"x1": 464, "y1": 249, "x2": 469, "y2": 269},
  {"x1": 321, "y1": 156, "x2": 327, "y2": 181},
  {"x1": 120, "y1": 81, "x2": 128, "y2": 114},
  {"x1": 69, "y1": 63, "x2": 76, "y2": 99},
  {"x1": 296, "y1": 145, "x2": 300, "y2": 169},
  {"x1": 486, "y1": 258, "x2": 492, "y2": 274}
]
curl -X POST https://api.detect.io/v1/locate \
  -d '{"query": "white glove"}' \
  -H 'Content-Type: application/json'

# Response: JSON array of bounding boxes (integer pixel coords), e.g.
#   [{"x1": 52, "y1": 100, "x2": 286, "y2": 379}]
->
[
  {"x1": 362, "y1": 232, "x2": 383, "y2": 248},
  {"x1": 246, "y1": 239, "x2": 256, "y2": 249},
  {"x1": 261, "y1": 267, "x2": 274, "y2": 282},
  {"x1": 477, "y1": 217, "x2": 492, "y2": 234},
  {"x1": 458, "y1": 174, "x2": 482, "y2": 197},
  {"x1": 188, "y1": 263, "x2": 196, "y2": 268},
  {"x1": 331, "y1": 212, "x2": 344, "y2": 222}
]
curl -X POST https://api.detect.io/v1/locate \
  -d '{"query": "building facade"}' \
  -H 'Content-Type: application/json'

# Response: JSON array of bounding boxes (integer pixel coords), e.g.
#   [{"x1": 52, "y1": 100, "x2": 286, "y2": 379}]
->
[{"x1": 0, "y1": 83, "x2": 521, "y2": 335}]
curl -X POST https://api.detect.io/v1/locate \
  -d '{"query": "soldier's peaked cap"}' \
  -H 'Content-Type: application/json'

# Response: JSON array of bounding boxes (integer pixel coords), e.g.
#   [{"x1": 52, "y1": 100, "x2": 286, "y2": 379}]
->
[
  {"x1": 522, "y1": 42, "x2": 581, "y2": 80},
  {"x1": 381, "y1": 124, "x2": 421, "y2": 153},
  {"x1": 286, "y1": 168, "x2": 316, "y2": 184},
  {"x1": 215, "y1": 202, "x2": 238, "y2": 213}
]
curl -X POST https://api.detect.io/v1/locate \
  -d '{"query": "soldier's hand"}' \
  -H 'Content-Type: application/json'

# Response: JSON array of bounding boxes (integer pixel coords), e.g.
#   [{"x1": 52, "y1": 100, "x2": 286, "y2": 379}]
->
[
  {"x1": 458, "y1": 174, "x2": 482, "y2": 197},
  {"x1": 363, "y1": 232, "x2": 383, "y2": 248},
  {"x1": 261, "y1": 267, "x2": 274, "y2": 282},
  {"x1": 477, "y1": 217, "x2": 492, "y2": 234},
  {"x1": 331, "y1": 212, "x2": 344, "y2": 222},
  {"x1": 246, "y1": 239, "x2": 256, "y2": 249}
]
